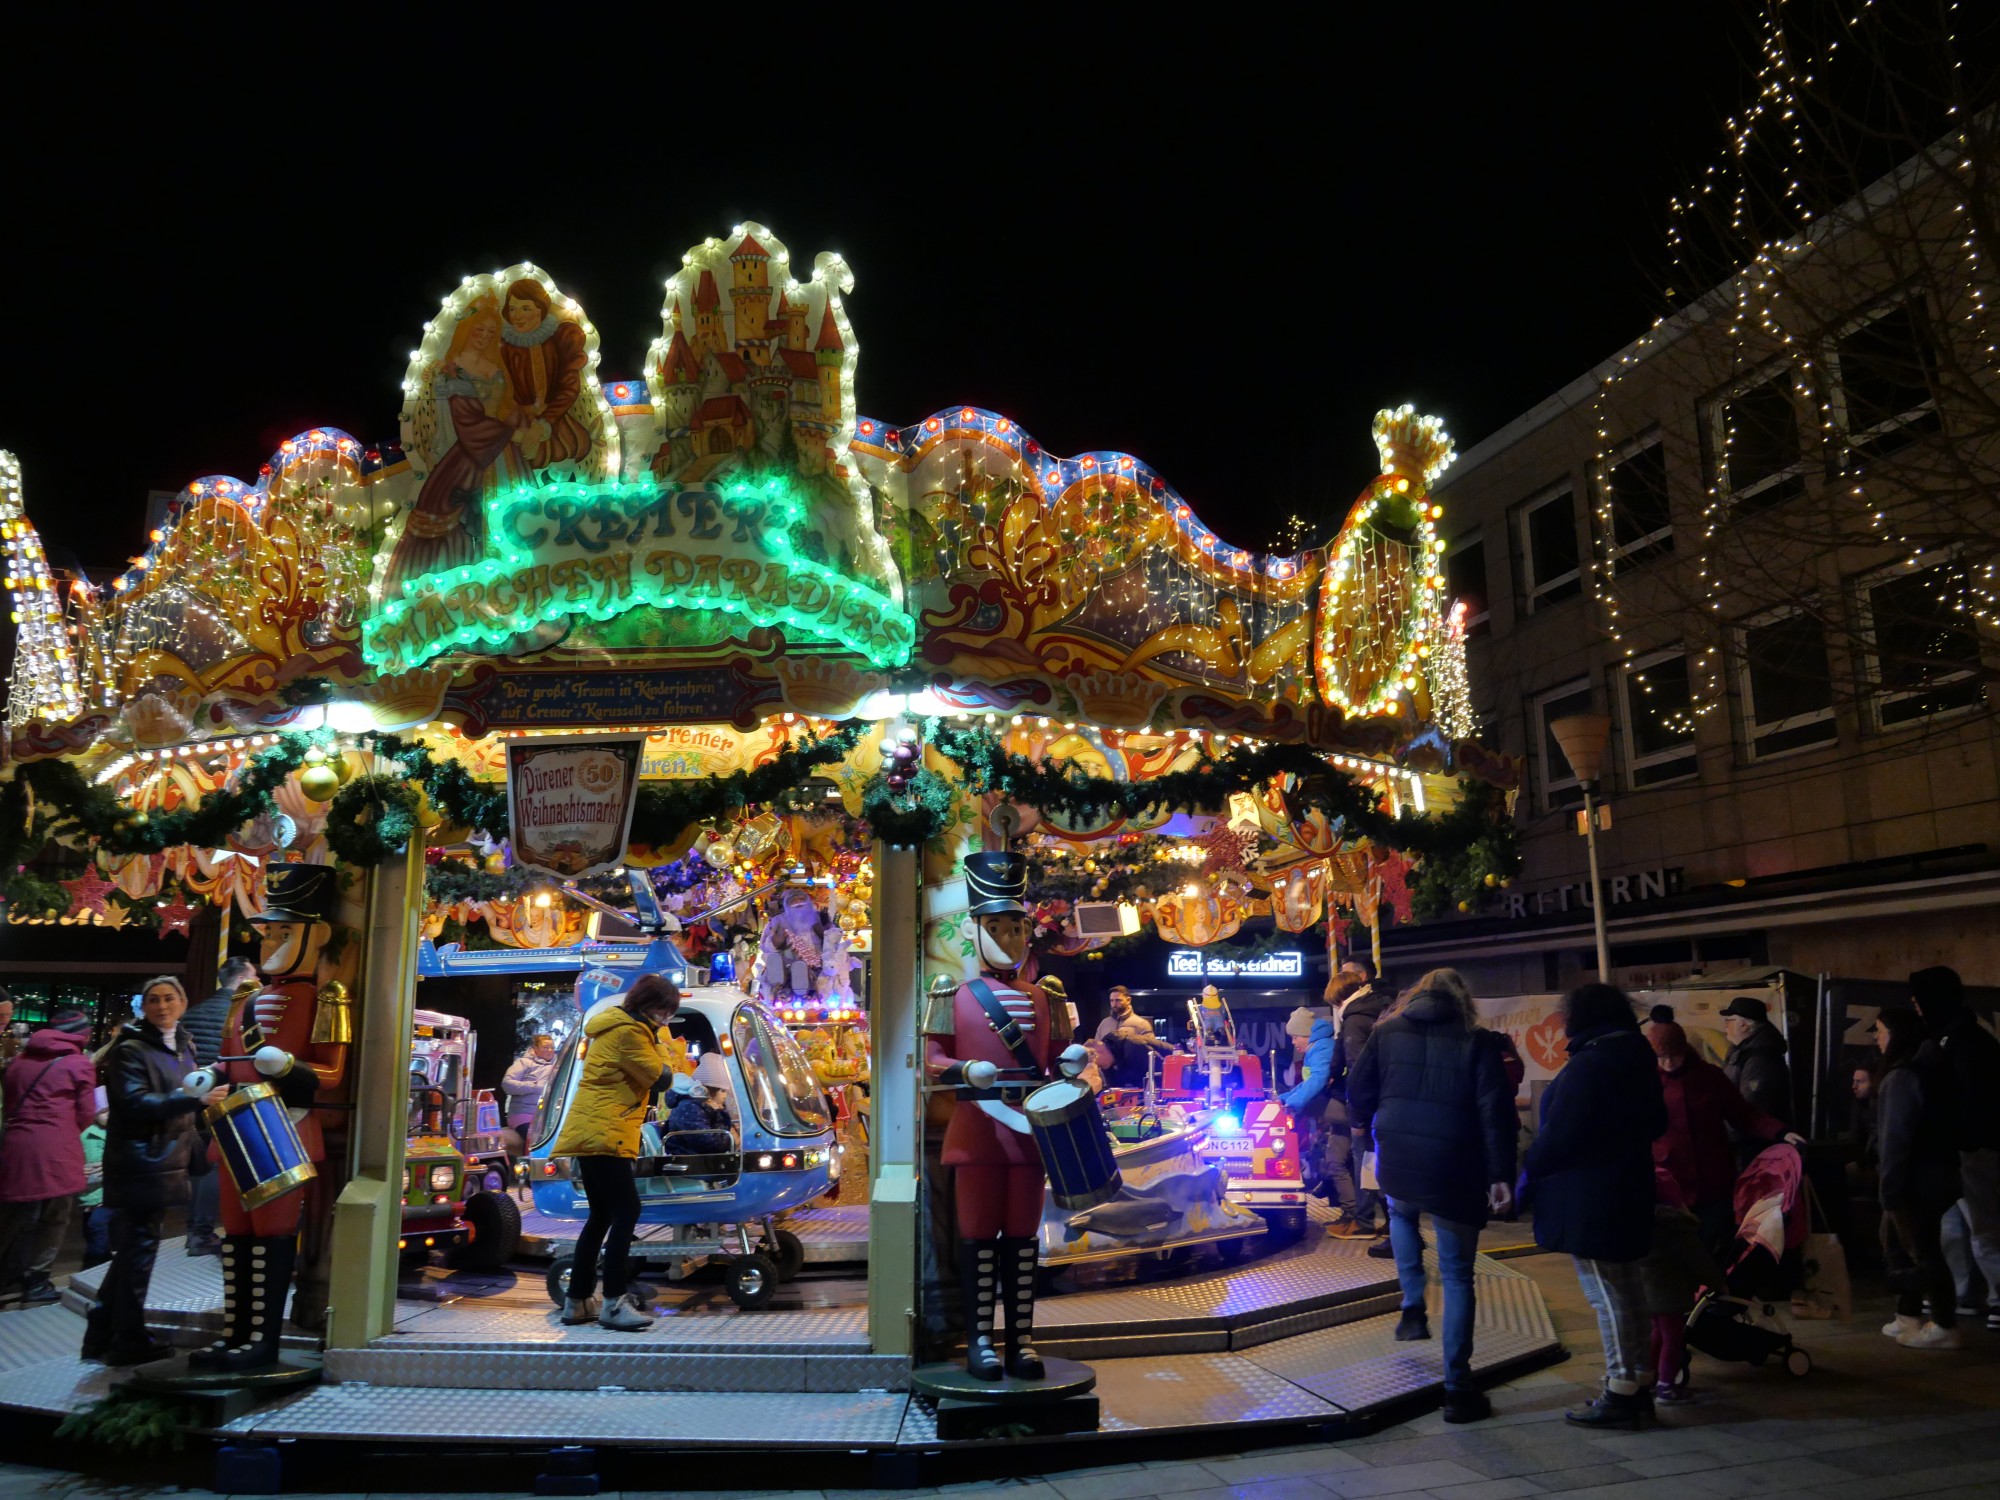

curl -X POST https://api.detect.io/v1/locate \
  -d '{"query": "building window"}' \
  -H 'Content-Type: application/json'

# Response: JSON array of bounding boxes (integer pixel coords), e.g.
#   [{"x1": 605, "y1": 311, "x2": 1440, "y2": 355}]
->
[
  {"x1": 1532, "y1": 678, "x2": 1595, "y2": 811},
  {"x1": 1710, "y1": 372, "x2": 1806, "y2": 515},
  {"x1": 1831, "y1": 298, "x2": 1939, "y2": 459},
  {"x1": 1860, "y1": 560, "x2": 1984, "y2": 727},
  {"x1": 1517, "y1": 485, "x2": 1580, "y2": 611},
  {"x1": 1737, "y1": 609, "x2": 1838, "y2": 759},
  {"x1": 1597, "y1": 437, "x2": 1673, "y2": 567},
  {"x1": 1618, "y1": 649, "x2": 1699, "y2": 787},
  {"x1": 1445, "y1": 533, "x2": 1489, "y2": 636}
]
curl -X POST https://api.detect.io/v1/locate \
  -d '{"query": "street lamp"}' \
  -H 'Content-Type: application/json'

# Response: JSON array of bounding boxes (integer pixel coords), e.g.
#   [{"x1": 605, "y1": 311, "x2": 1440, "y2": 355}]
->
[{"x1": 1548, "y1": 712, "x2": 1613, "y2": 983}]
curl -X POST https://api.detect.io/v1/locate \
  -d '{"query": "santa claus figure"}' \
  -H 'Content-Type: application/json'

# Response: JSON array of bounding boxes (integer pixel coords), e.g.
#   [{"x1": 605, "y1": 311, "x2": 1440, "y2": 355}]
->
[
  {"x1": 758, "y1": 888, "x2": 826, "y2": 1002},
  {"x1": 190, "y1": 864, "x2": 350, "y2": 1372},
  {"x1": 924, "y1": 850, "x2": 1087, "y2": 1380}
]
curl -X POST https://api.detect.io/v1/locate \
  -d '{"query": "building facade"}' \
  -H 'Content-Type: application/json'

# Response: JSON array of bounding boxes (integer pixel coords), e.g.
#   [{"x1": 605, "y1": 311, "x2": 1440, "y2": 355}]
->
[{"x1": 1386, "y1": 148, "x2": 2000, "y2": 1000}]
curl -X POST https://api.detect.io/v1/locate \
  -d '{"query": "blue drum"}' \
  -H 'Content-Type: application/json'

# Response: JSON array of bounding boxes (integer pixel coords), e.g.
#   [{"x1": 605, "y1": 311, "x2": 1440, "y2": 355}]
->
[
  {"x1": 1025, "y1": 1079, "x2": 1122, "y2": 1210},
  {"x1": 209, "y1": 1082, "x2": 316, "y2": 1210}
]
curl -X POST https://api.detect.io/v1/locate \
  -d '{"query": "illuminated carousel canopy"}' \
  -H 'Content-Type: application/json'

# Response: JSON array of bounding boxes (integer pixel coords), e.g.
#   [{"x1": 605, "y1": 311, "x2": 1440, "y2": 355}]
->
[{"x1": 2, "y1": 223, "x2": 1503, "y2": 794}]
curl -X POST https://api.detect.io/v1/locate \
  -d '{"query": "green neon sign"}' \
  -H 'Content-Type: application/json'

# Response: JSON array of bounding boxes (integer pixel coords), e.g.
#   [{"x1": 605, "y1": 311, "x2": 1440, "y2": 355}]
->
[{"x1": 362, "y1": 475, "x2": 914, "y2": 676}]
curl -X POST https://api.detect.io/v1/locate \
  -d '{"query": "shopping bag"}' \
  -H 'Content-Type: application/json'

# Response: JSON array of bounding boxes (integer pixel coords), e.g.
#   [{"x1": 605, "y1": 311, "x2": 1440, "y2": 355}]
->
[
  {"x1": 1792, "y1": 1180, "x2": 1850, "y2": 1321},
  {"x1": 1359, "y1": 1149, "x2": 1380, "y2": 1192}
]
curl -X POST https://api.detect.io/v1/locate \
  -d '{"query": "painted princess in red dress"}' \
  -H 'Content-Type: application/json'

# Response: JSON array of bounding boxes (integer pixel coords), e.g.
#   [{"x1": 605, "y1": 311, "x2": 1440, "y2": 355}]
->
[
  {"x1": 385, "y1": 279, "x2": 591, "y2": 592},
  {"x1": 384, "y1": 298, "x2": 525, "y2": 589}
]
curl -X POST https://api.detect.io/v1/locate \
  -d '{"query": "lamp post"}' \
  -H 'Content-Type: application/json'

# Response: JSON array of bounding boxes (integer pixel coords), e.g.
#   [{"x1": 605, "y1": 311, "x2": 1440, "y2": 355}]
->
[{"x1": 1549, "y1": 712, "x2": 1613, "y2": 983}]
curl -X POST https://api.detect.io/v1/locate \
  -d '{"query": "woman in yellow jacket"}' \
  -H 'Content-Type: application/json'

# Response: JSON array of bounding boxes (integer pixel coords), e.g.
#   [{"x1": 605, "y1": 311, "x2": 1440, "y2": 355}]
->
[{"x1": 553, "y1": 974, "x2": 680, "y2": 1330}]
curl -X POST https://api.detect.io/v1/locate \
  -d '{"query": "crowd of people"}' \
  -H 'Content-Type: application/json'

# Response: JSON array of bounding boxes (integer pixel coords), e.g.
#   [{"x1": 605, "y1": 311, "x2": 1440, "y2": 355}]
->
[
  {"x1": 0, "y1": 971, "x2": 245, "y2": 1364},
  {"x1": 6, "y1": 950, "x2": 1999, "y2": 1415},
  {"x1": 1286, "y1": 960, "x2": 1997, "y2": 1429}
]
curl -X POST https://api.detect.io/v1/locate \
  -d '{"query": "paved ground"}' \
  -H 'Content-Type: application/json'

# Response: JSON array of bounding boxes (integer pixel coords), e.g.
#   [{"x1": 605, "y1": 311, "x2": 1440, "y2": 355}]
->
[{"x1": 2, "y1": 1250, "x2": 1996, "y2": 1499}]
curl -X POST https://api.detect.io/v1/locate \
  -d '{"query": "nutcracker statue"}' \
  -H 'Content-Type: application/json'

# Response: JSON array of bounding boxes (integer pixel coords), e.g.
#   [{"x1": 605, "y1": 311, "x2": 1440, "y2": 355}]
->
[
  {"x1": 923, "y1": 850, "x2": 1090, "y2": 1380},
  {"x1": 189, "y1": 865, "x2": 351, "y2": 1372}
]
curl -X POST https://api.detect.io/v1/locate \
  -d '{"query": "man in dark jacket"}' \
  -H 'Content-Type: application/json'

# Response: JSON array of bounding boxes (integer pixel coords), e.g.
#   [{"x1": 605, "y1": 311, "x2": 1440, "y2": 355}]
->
[
  {"x1": 177, "y1": 957, "x2": 258, "y2": 1257},
  {"x1": 0, "y1": 1008, "x2": 99, "y2": 1304},
  {"x1": 1720, "y1": 996, "x2": 1792, "y2": 1139},
  {"x1": 1326, "y1": 963, "x2": 1389, "y2": 1238},
  {"x1": 89, "y1": 980, "x2": 226, "y2": 1364},
  {"x1": 1910, "y1": 966, "x2": 2000, "y2": 1331},
  {"x1": 1348, "y1": 970, "x2": 1516, "y2": 1424},
  {"x1": 1521, "y1": 983, "x2": 1667, "y2": 1430}
]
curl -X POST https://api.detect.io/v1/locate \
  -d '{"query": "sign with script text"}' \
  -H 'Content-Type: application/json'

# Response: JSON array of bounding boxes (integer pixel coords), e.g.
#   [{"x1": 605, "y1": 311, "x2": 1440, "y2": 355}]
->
[
  {"x1": 506, "y1": 735, "x2": 645, "y2": 878},
  {"x1": 362, "y1": 476, "x2": 914, "y2": 676},
  {"x1": 1167, "y1": 949, "x2": 1304, "y2": 981}
]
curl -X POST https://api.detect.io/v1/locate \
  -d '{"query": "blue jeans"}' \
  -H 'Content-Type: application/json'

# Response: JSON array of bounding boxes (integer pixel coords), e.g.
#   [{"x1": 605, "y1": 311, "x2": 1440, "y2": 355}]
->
[
  {"x1": 82, "y1": 1206, "x2": 115, "y2": 1268},
  {"x1": 1387, "y1": 1196, "x2": 1478, "y2": 1391}
]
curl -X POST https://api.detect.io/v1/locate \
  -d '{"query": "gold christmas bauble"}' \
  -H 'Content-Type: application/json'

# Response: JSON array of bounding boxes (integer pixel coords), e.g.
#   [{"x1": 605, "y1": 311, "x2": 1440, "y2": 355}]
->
[
  {"x1": 412, "y1": 785, "x2": 444, "y2": 831},
  {"x1": 298, "y1": 764, "x2": 340, "y2": 803}
]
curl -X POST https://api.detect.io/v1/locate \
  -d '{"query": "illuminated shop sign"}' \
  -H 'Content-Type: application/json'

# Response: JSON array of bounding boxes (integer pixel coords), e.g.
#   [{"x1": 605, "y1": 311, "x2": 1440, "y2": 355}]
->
[
  {"x1": 362, "y1": 474, "x2": 914, "y2": 675},
  {"x1": 1167, "y1": 949, "x2": 1304, "y2": 981}
]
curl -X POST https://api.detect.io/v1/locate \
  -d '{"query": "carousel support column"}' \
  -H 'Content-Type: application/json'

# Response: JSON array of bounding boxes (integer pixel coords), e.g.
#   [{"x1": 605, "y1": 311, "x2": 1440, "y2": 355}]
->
[
  {"x1": 326, "y1": 837, "x2": 425, "y2": 1349},
  {"x1": 867, "y1": 841, "x2": 920, "y2": 1357}
]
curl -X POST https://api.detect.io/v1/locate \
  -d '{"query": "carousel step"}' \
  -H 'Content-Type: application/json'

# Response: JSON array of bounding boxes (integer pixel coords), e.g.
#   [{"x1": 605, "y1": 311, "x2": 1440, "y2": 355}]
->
[{"x1": 325, "y1": 1342, "x2": 909, "y2": 1393}]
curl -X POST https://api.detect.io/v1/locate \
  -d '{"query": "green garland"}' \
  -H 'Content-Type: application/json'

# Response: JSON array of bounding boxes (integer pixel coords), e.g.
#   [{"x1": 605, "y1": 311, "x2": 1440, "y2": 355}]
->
[
  {"x1": 0, "y1": 711, "x2": 1513, "y2": 919},
  {"x1": 1407, "y1": 782, "x2": 1519, "y2": 919},
  {"x1": 926, "y1": 721, "x2": 1510, "y2": 863},
  {"x1": 425, "y1": 860, "x2": 544, "y2": 906},
  {"x1": 324, "y1": 774, "x2": 422, "y2": 866},
  {"x1": 0, "y1": 721, "x2": 874, "y2": 875},
  {"x1": 860, "y1": 765, "x2": 961, "y2": 848},
  {"x1": 0, "y1": 732, "x2": 335, "y2": 874}
]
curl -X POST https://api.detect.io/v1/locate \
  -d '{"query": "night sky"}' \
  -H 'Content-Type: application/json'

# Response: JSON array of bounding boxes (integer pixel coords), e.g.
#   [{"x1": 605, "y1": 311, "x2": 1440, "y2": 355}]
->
[{"x1": 3, "y1": 10, "x2": 1758, "y2": 570}]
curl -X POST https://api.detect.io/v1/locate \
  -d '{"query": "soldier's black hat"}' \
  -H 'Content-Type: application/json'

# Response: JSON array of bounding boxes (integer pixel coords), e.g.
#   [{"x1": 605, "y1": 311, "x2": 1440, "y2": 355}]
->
[
  {"x1": 250, "y1": 863, "x2": 338, "y2": 925},
  {"x1": 964, "y1": 850, "x2": 1028, "y2": 917}
]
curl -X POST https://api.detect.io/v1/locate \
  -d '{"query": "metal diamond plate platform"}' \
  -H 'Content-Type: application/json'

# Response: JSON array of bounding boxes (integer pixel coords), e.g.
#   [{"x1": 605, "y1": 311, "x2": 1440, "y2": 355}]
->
[
  {"x1": 0, "y1": 1220, "x2": 1563, "y2": 1456},
  {"x1": 1032, "y1": 1234, "x2": 1403, "y2": 1357},
  {"x1": 223, "y1": 1383, "x2": 912, "y2": 1446},
  {"x1": 0, "y1": 1351, "x2": 122, "y2": 1416},
  {"x1": 59, "y1": 1237, "x2": 317, "y2": 1351},
  {"x1": 520, "y1": 1203, "x2": 869, "y2": 1265},
  {"x1": 1237, "y1": 1253, "x2": 1559, "y2": 1413},
  {"x1": 0, "y1": 1302, "x2": 91, "y2": 1375},
  {"x1": 323, "y1": 1344, "x2": 911, "y2": 1393}
]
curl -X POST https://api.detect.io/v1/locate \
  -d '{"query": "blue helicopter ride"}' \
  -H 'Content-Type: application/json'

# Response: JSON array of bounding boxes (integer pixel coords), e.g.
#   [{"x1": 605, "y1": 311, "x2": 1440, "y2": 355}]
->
[
  {"x1": 420, "y1": 871, "x2": 841, "y2": 1308},
  {"x1": 520, "y1": 959, "x2": 840, "y2": 1310}
]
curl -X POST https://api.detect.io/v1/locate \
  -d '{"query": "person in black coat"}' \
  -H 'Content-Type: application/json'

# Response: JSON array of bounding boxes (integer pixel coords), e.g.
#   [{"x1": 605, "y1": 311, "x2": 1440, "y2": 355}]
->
[
  {"x1": 86, "y1": 977, "x2": 227, "y2": 1365},
  {"x1": 1323, "y1": 963, "x2": 1390, "y2": 1236},
  {"x1": 1909, "y1": 965, "x2": 2000, "y2": 1320},
  {"x1": 1520, "y1": 982, "x2": 1666, "y2": 1429},
  {"x1": 1719, "y1": 996, "x2": 1793, "y2": 1147},
  {"x1": 1346, "y1": 969, "x2": 1516, "y2": 1425},
  {"x1": 1875, "y1": 1006, "x2": 1963, "y2": 1348}
]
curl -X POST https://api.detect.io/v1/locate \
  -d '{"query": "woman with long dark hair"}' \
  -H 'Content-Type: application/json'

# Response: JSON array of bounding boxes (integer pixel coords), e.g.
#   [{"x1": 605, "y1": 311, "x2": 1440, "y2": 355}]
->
[
  {"x1": 1520, "y1": 982, "x2": 1666, "y2": 1429},
  {"x1": 552, "y1": 974, "x2": 680, "y2": 1331},
  {"x1": 87, "y1": 977, "x2": 227, "y2": 1363},
  {"x1": 1874, "y1": 1006, "x2": 1962, "y2": 1348}
]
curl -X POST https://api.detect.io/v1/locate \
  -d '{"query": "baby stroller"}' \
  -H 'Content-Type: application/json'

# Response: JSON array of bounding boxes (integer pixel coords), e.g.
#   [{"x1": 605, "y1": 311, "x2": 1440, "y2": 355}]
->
[{"x1": 1685, "y1": 1143, "x2": 1815, "y2": 1378}]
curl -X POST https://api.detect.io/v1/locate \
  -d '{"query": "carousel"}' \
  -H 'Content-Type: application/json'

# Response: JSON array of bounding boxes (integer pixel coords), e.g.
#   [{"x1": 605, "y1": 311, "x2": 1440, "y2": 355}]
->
[{"x1": 0, "y1": 223, "x2": 1553, "y2": 1479}]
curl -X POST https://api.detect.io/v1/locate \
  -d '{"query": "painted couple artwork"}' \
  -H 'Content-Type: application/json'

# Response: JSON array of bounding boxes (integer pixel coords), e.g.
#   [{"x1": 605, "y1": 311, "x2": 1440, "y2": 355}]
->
[{"x1": 386, "y1": 279, "x2": 593, "y2": 591}]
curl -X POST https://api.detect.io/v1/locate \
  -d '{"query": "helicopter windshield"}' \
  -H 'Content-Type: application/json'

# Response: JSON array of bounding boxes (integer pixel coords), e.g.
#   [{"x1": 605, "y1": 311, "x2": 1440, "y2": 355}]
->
[{"x1": 730, "y1": 1002, "x2": 831, "y2": 1137}]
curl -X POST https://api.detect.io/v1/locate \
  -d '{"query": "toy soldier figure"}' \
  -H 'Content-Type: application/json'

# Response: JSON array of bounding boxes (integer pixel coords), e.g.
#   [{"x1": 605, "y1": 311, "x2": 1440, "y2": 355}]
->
[
  {"x1": 191, "y1": 865, "x2": 351, "y2": 1372},
  {"x1": 923, "y1": 850, "x2": 1086, "y2": 1380}
]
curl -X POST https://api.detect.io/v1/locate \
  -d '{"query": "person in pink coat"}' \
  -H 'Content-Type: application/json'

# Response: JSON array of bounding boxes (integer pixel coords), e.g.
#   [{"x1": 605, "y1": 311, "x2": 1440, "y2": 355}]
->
[
  {"x1": 0, "y1": 1007, "x2": 101, "y2": 1304},
  {"x1": 1648, "y1": 1021, "x2": 1802, "y2": 1251}
]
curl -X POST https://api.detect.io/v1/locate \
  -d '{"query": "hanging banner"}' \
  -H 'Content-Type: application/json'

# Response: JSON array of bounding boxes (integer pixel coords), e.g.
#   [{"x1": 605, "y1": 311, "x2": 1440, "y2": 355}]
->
[{"x1": 506, "y1": 734, "x2": 645, "y2": 878}]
